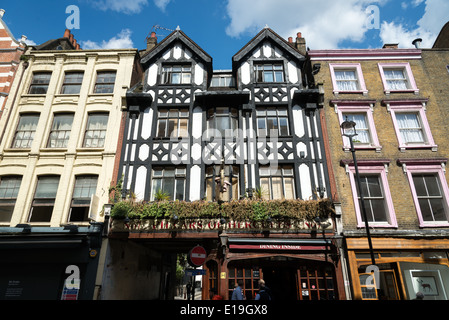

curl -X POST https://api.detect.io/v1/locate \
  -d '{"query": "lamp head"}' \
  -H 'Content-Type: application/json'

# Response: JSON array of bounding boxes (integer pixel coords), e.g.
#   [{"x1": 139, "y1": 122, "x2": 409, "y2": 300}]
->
[{"x1": 340, "y1": 117, "x2": 357, "y2": 138}]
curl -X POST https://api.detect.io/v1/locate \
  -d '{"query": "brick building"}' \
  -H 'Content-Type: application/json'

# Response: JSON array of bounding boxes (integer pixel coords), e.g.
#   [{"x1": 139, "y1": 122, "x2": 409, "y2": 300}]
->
[
  {"x1": 309, "y1": 40, "x2": 449, "y2": 300},
  {"x1": 0, "y1": 9, "x2": 27, "y2": 119}
]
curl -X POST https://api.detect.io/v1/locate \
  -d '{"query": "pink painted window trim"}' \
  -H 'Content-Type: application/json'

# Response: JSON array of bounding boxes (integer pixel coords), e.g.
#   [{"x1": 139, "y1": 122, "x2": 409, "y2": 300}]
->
[
  {"x1": 378, "y1": 62, "x2": 419, "y2": 94},
  {"x1": 347, "y1": 164, "x2": 398, "y2": 228},
  {"x1": 329, "y1": 63, "x2": 368, "y2": 95},
  {"x1": 387, "y1": 103, "x2": 437, "y2": 151},
  {"x1": 336, "y1": 104, "x2": 381, "y2": 152},
  {"x1": 404, "y1": 164, "x2": 449, "y2": 227}
]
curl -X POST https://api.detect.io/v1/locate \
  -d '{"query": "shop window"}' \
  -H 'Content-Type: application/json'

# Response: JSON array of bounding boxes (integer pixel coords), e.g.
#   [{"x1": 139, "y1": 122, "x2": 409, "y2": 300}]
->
[
  {"x1": 69, "y1": 175, "x2": 98, "y2": 222},
  {"x1": 156, "y1": 108, "x2": 189, "y2": 138},
  {"x1": 206, "y1": 107, "x2": 238, "y2": 138},
  {"x1": 29, "y1": 176, "x2": 60, "y2": 222},
  {"x1": 28, "y1": 72, "x2": 52, "y2": 94},
  {"x1": 256, "y1": 107, "x2": 289, "y2": 137},
  {"x1": 359, "y1": 273, "x2": 378, "y2": 300},
  {"x1": 205, "y1": 165, "x2": 239, "y2": 201},
  {"x1": 346, "y1": 162, "x2": 397, "y2": 228},
  {"x1": 228, "y1": 266, "x2": 261, "y2": 300},
  {"x1": 329, "y1": 63, "x2": 368, "y2": 95},
  {"x1": 259, "y1": 165, "x2": 295, "y2": 200},
  {"x1": 298, "y1": 266, "x2": 336, "y2": 300},
  {"x1": 47, "y1": 113, "x2": 74, "y2": 148},
  {"x1": 61, "y1": 72, "x2": 84, "y2": 94},
  {"x1": 151, "y1": 167, "x2": 186, "y2": 201},
  {"x1": 254, "y1": 63, "x2": 284, "y2": 83},
  {"x1": 161, "y1": 65, "x2": 191, "y2": 85},
  {"x1": 94, "y1": 71, "x2": 116, "y2": 94},
  {"x1": 12, "y1": 114, "x2": 39, "y2": 149},
  {"x1": 0, "y1": 176, "x2": 22, "y2": 222},
  {"x1": 83, "y1": 113, "x2": 109, "y2": 148}
]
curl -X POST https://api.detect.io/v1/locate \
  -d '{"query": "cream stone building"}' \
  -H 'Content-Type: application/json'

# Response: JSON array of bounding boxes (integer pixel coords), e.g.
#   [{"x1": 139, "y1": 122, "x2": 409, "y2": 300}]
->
[{"x1": 0, "y1": 30, "x2": 141, "y2": 300}]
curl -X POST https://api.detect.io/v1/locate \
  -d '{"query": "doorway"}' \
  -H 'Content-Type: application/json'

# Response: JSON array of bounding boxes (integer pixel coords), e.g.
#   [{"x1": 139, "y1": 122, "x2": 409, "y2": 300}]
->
[{"x1": 262, "y1": 266, "x2": 297, "y2": 301}]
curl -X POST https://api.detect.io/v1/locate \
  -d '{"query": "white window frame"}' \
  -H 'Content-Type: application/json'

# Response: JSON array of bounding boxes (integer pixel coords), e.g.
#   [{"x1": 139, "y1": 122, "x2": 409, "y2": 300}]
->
[
  {"x1": 378, "y1": 63, "x2": 419, "y2": 95},
  {"x1": 385, "y1": 100, "x2": 437, "y2": 152},
  {"x1": 334, "y1": 101, "x2": 381, "y2": 152},
  {"x1": 329, "y1": 63, "x2": 368, "y2": 95},
  {"x1": 345, "y1": 162, "x2": 397, "y2": 228},
  {"x1": 402, "y1": 162, "x2": 449, "y2": 227}
]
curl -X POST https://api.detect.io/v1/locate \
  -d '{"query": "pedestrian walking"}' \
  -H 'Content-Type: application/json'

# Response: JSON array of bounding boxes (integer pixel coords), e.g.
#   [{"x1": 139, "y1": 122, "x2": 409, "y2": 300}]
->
[
  {"x1": 255, "y1": 279, "x2": 272, "y2": 301},
  {"x1": 231, "y1": 280, "x2": 244, "y2": 300}
]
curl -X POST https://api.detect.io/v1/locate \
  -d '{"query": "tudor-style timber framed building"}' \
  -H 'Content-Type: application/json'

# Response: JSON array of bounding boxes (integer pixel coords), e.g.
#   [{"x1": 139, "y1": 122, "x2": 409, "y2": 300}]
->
[{"x1": 109, "y1": 28, "x2": 346, "y2": 300}]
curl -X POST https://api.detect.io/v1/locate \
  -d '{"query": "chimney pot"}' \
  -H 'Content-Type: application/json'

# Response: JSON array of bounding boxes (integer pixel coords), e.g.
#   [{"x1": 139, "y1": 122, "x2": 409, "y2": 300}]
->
[
  {"x1": 151, "y1": 32, "x2": 157, "y2": 38},
  {"x1": 288, "y1": 37, "x2": 293, "y2": 43},
  {"x1": 412, "y1": 38, "x2": 422, "y2": 49},
  {"x1": 297, "y1": 32, "x2": 302, "y2": 39},
  {"x1": 64, "y1": 29, "x2": 71, "y2": 39}
]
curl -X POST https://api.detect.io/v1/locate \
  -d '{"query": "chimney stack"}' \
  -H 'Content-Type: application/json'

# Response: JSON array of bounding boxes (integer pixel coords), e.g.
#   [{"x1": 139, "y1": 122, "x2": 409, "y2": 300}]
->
[
  {"x1": 0, "y1": 9, "x2": 5, "y2": 19},
  {"x1": 295, "y1": 32, "x2": 307, "y2": 56},
  {"x1": 64, "y1": 29, "x2": 71, "y2": 39},
  {"x1": 146, "y1": 32, "x2": 158, "y2": 51},
  {"x1": 382, "y1": 43, "x2": 399, "y2": 49}
]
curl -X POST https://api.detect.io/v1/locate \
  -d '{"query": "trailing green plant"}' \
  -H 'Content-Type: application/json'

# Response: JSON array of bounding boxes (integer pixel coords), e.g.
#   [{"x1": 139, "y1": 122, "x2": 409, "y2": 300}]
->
[
  {"x1": 109, "y1": 177, "x2": 124, "y2": 204},
  {"x1": 110, "y1": 197, "x2": 335, "y2": 223}
]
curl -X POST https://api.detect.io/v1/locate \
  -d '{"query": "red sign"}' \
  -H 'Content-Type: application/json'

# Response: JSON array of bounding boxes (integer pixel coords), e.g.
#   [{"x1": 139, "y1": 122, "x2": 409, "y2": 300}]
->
[
  {"x1": 189, "y1": 245, "x2": 207, "y2": 267},
  {"x1": 229, "y1": 244, "x2": 327, "y2": 251}
]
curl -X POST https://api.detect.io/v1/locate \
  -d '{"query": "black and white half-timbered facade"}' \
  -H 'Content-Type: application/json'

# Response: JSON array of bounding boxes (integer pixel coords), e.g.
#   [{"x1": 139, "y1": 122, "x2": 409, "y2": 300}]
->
[{"x1": 114, "y1": 28, "x2": 344, "y2": 300}]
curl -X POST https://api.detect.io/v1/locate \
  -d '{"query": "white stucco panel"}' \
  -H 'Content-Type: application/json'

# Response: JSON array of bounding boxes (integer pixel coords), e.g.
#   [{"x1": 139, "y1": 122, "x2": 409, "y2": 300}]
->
[
  {"x1": 141, "y1": 107, "x2": 153, "y2": 140},
  {"x1": 195, "y1": 63, "x2": 205, "y2": 85},
  {"x1": 299, "y1": 164, "x2": 313, "y2": 200},
  {"x1": 240, "y1": 62, "x2": 251, "y2": 85},
  {"x1": 287, "y1": 61, "x2": 298, "y2": 84},
  {"x1": 292, "y1": 105, "x2": 305, "y2": 138},
  {"x1": 147, "y1": 64, "x2": 158, "y2": 86},
  {"x1": 134, "y1": 166, "x2": 147, "y2": 201},
  {"x1": 189, "y1": 165, "x2": 201, "y2": 201}
]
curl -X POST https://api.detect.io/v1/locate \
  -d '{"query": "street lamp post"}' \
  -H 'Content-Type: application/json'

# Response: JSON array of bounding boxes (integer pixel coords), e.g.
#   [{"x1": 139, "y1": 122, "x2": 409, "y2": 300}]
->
[{"x1": 341, "y1": 118, "x2": 376, "y2": 267}]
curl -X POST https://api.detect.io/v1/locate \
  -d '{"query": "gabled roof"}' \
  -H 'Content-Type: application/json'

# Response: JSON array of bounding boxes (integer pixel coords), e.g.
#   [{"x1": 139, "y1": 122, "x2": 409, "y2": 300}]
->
[
  {"x1": 140, "y1": 29, "x2": 212, "y2": 72},
  {"x1": 232, "y1": 27, "x2": 305, "y2": 66},
  {"x1": 433, "y1": 21, "x2": 449, "y2": 48}
]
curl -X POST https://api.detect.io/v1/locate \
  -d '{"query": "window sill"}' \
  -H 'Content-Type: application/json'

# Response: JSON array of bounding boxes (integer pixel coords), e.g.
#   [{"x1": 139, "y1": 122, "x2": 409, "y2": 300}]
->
[
  {"x1": 399, "y1": 144, "x2": 438, "y2": 152},
  {"x1": 3, "y1": 148, "x2": 32, "y2": 153},
  {"x1": 334, "y1": 90, "x2": 368, "y2": 96},
  {"x1": 384, "y1": 89, "x2": 419, "y2": 95},
  {"x1": 357, "y1": 222, "x2": 397, "y2": 229},
  {"x1": 343, "y1": 144, "x2": 382, "y2": 153},
  {"x1": 419, "y1": 221, "x2": 449, "y2": 228},
  {"x1": 40, "y1": 148, "x2": 68, "y2": 153},
  {"x1": 76, "y1": 147, "x2": 105, "y2": 153}
]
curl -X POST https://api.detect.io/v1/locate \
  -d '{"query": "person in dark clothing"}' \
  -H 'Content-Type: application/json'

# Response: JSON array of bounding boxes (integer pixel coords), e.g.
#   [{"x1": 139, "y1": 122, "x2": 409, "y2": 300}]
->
[{"x1": 255, "y1": 279, "x2": 272, "y2": 301}]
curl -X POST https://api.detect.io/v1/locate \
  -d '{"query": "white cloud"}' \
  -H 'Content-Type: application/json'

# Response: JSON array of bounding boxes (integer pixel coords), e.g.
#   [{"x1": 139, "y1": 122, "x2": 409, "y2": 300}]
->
[
  {"x1": 380, "y1": 0, "x2": 449, "y2": 48},
  {"x1": 91, "y1": 0, "x2": 148, "y2": 14},
  {"x1": 224, "y1": 0, "x2": 385, "y2": 50},
  {"x1": 154, "y1": 0, "x2": 171, "y2": 12},
  {"x1": 81, "y1": 29, "x2": 134, "y2": 49}
]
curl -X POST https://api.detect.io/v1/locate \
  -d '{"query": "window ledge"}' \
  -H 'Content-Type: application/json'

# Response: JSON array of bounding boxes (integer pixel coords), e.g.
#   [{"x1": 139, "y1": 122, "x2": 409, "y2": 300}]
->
[
  {"x1": 419, "y1": 222, "x2": 449, "y2": 228},
  {"x1": 334, "y1": 90, "x2": 368, "y2": 96},
  {"x1": 399, "y1": 144, "x2": 438, "y2": 152},
  {"x1": 343, "y1": 145, "x2": 382, "y2": 153},
  {"x1": 384, "y1": 89, "x2": 419, "y2": 95},
  {"x1": 357, "y1": 223, "x2": 397, "y2": 229}
]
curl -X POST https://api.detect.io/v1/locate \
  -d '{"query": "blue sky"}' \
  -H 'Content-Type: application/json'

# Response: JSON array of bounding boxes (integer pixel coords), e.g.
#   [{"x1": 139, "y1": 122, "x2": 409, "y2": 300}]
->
[{"x1": 1, "y1": 0, "x2": 448, "y2": 70}]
